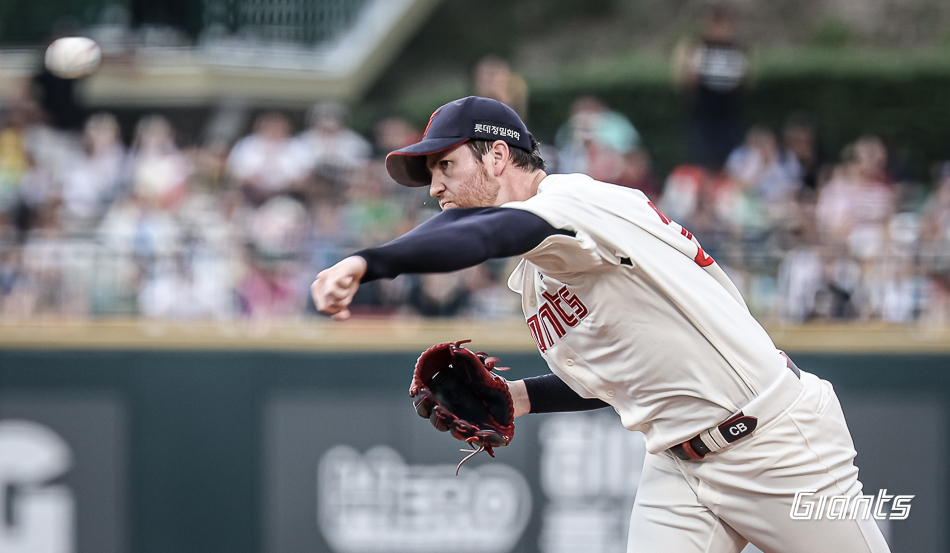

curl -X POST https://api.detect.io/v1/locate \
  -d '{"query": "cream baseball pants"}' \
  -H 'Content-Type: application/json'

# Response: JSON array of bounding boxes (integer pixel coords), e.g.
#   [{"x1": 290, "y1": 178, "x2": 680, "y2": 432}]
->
[{"x1": 627, "y1": 371, "x2": 891, "y2": 553}]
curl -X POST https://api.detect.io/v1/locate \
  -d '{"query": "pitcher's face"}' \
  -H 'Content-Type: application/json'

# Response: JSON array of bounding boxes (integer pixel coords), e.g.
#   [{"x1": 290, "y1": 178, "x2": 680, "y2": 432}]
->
[{"x1": 426, "y1": 144, "x2": 499, "y2": 210}]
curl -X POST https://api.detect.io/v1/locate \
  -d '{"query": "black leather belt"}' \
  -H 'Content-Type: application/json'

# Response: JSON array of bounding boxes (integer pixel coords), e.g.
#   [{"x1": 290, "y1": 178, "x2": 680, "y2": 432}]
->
[{"x1": 670, "y1": 353, "x2": 801, "y2": 461}]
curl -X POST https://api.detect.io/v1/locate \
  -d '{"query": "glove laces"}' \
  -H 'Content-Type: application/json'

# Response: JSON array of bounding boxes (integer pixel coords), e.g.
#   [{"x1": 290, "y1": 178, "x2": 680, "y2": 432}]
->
[{"x1": 456, "y1": 443, "x2": 487, "y2": 475}]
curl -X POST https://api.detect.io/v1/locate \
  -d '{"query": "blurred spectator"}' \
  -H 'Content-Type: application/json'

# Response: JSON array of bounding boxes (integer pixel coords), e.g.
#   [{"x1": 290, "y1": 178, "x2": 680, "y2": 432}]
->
[
  {"x1": 615, "y1": 149, "x2": 661, "y2": 200},
  {"x1": 2, "y1": 103, "x2": 58, "y2": 240},
  {"x1": 97, "y1": 193, "x2": 181, "y2": 258},
  {"x1": 372, "y1": 116, "x2": 422, "y2": 158},
  {"x1": 189, "y1": 139, "x2": 233, "y2": 194},
  {"x1": 723, "y1": 125, "x2": 802, "y2": 232},
  {"x1": 0, "y1": 245, "x2": 29, "y2": 318},
  {"x1": 920, "y1": 163, "x2": 950, "y2": 247},
  {"x1": 473, "y1": 55, "x2": 529, "y2": 120},
  {"x1": 0, "y1": 111, "x2": 30, "y2": 213},
  {"x1": 60, "y1": 113, "x2": 127, "y2": 228},
  {"x1": 726, "y1": 126, "x2": 802, "y2": 203},
  {"x1": 672, "y1": 4, "x2": 750, "y2": 172},
  {"x1": 554, "y1": 96, "x2": 640, "y2": 181},
  {"x1": 463, "y1": 261, "x2": 520, "y2": 319},
  {"x1": 166, "y1": 191, "x2": 245, "y2": 320},
  {"x1": 30, "y1": 50, "x2": 85, "y2": 131},
  {"x1": 96, "y1": 194, "x2": 181, "y2": 315},
  {"x1": 782, "y1": 113, "x2": 824, "y2": 196},
  {"x1": 128, "y1": 115, "x2": 191, "y2": 210},
  {"x1": 342, "y1": 162, "x2": 408, "y2": 249},
  {"x1": 408, "y1": 272, "x2": 470, "y2": 318},
  {"x1": 138, "y1": 253, "x2": 231, "y2": 319},
  {"x1": 248, "y1": 195, "x2": 308, "y2": 258},
  {"x1": 815, "y1": 136, "x2": 896, "y2": 245},
  {"x1": 917, "y1": 163, "x2": 950, "y2": 324},
  {"x1": 295, "y1": 102, "x2": 372, "y2": 203},
  {"x1": 816, "y1": 246, "x2": 863, "y2": 320},
  {"x1": 0, "y1": 133, "x2": 33, "y2": 247},
  {"x1": 19, "y1": 100, "x2": 77, "y2": 196},
  {"x1": 228, "y1": 111, "x2": 309, "y2": 205},
  {"x1": 306, "y1": 201, "x2": 347, "y2": 274},
  {"x1": 15, "y1": 153, "x2": 57, "y2": 240},
  {"x1": 658, "y1": 164, "x2": 727, "y2": 233},
  {"x1": 777, "y1": 205, "x2": 825, "y2": 322},
  {"x1": 861, "y1": 213, "x2": 923, "y2": 322},
  {"x1": 20, "y1": 201, "x2": 96, "y2": 317},
  {"x1": 236, "y1": 248, "x2": 301, "y2": 319},
  {"x1": 658, "y1": 164, "x2": 703, "y2": 228}
]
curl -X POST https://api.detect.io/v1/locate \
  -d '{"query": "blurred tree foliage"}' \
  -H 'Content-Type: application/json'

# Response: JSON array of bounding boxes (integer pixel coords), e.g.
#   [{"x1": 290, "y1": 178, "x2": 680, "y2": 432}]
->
[
  {"x1": 524, "y1": 67, "x2": 950, "y2": 182},
  {"x1": 0, "y1": 0, "x2": 114, "y2": 44},
  {"x1": 362, "y1": 0, "x2": 950, "y2": 183},
  {"x1": 362, "y1": 51, "x2": 950, "y2": 183}
]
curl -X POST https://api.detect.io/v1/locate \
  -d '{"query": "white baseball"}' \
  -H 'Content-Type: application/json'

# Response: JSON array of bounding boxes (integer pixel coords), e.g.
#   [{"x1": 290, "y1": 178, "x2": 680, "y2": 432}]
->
[{"x1": 44, "y1": 36, "x2": 102, "y2": 79}]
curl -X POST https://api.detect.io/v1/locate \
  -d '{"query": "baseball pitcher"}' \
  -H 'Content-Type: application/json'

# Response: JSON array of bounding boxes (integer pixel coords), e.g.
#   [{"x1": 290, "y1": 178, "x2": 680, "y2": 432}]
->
[{"x1": 311, "y1": 96, "x2": 891, "y2": 553}]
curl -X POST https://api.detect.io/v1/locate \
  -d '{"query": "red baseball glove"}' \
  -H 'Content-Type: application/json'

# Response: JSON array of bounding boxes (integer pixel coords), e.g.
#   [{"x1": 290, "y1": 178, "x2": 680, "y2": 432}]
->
[{"x1": 409, "y1": 340, "x2": 515, "y2": 472}]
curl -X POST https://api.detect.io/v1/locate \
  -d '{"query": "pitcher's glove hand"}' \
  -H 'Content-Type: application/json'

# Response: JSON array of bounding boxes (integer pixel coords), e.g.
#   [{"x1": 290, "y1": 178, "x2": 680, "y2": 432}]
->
[{"x1": 410, "y1": 340, "x2": 515, "y2": 472}]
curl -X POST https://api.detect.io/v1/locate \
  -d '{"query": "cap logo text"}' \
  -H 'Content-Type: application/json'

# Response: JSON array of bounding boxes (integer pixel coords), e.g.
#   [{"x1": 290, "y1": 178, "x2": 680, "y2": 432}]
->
[{"x1": 473, "y1": 121, "x2": 521, "y2": 141}]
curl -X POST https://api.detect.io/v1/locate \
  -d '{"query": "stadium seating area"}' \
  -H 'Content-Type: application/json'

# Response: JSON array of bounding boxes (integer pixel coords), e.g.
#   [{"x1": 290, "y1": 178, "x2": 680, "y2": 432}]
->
[{"x1": 0, "y1": 93, "x2": 948, "y2": 325}]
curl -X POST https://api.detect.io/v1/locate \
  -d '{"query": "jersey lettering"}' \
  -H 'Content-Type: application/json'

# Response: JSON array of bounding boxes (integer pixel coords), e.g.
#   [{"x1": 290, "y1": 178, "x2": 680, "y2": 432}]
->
[
  {"x1": 527, "y1": 286, "x2": 589, "y2": 352},
  {"x1": 541, "y1": 290, "x2": 578, "y2": 326},
  {"x1": 694, "y1": 247, "x2": 714, "y2": 267},
  {"x1": 526, "y1": 315, "x2": 550, "y2": 352},
  {"x1": 538, "y1": 303, "x2": 566, "y2": 339},
  {"x1": 647, "y1": 201, "x2": 671, "y2": 225},
  {"x1": 647, "y1": 201, "x2": 716, "y2": 269},
  {"x1": 559, "y1": 287, "x2": 589, "y2": 319}
]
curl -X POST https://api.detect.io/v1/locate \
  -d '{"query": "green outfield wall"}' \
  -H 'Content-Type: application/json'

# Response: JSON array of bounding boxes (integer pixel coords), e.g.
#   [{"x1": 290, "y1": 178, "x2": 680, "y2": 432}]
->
[{"x1": 0, "y1": 321, "x2": 947, "y2": 553}]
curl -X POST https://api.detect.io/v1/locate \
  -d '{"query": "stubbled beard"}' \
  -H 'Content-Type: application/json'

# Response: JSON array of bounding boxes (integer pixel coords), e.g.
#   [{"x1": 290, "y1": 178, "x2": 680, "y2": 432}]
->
[{"x1": 448, "y1": 162, "x2": 497, "y2": 208}]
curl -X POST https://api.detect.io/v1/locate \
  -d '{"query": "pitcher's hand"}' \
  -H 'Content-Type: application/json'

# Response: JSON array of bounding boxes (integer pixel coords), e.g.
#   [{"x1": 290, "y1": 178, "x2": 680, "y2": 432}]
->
[{"x1": 311, "y1": 256, "x2": 367, "y2": 321}]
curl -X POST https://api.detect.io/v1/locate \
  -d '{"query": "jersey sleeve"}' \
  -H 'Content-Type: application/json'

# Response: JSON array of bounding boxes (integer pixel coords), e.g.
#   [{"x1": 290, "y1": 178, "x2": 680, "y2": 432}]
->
[
  {"x1": 355, "y1": 206, "x2": 573, "y2": 282},
  {"x1": 506, "y1": 176, "x2": 747, "y2": 306},
  {"x1": 502, "y1": 187, "x2": 621, "y2": 278}
]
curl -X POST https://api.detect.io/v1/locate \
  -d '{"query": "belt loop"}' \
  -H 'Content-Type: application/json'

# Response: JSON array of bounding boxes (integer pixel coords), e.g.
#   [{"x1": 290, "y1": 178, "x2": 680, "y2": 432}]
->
[{"x1": 780, "y1": 350, "x2": 801, "y2": 378}]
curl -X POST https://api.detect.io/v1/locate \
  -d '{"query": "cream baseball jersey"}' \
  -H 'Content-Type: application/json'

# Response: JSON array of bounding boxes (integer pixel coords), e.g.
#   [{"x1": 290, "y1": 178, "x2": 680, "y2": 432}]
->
[{"x1": 504, "y1": 173, "x2": 789, "y2": 453}]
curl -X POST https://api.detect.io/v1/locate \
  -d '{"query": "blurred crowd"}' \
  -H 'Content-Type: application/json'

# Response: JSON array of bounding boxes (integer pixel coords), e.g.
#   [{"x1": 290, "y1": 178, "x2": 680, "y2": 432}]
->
[
  {"x1": 1, "y1": 56, "x2": 949, "y2": 325},
  {"x1": 659, "y1": 128, "x2": 950, "y2": 325}
]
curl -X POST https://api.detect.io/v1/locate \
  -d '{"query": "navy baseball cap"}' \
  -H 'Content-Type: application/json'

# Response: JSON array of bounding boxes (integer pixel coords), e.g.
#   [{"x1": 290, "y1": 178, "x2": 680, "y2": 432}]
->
[{"x1": 385, "y1": 96, "x2": 533, "y2": 187}]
